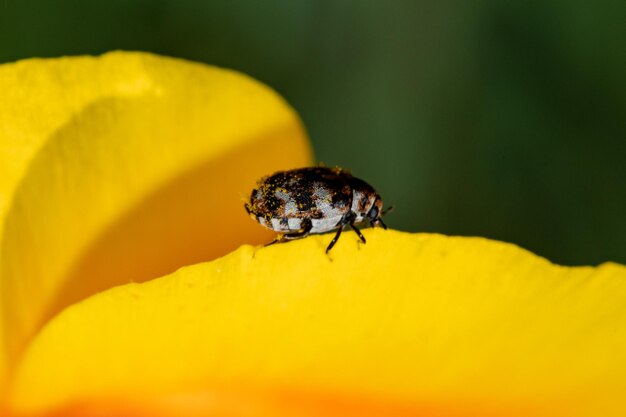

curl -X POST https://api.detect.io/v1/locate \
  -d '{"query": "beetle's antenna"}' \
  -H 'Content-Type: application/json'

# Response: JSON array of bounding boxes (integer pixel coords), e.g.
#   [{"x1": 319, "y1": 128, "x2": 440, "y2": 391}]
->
[{"x1": 382, "y1": 205, "x2": 395, "y2": 216}]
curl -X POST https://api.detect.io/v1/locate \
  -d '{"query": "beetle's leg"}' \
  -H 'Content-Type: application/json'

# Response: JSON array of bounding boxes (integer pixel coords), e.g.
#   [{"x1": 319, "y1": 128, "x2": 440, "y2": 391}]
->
[
  {"x1": 326, "y1": 212, "x2": 356, "y2": 253},
  {"x1": 264, "y1": 219, "x2": 312, "y2": 247},
  {"x1": 369, "y1": 218, "x2": 388, "y2": 230},
  {"x1": 281, "y1": 218, "x2": 313, "y2": 241},
  {"x1": 264, "y1": 234, "x2": 285, "y2": 247},
  {"x1": 326, "y1": 227, "x2": 343, "y2": 254},
  {"x1": 350, "y1": 223, "x2": 366, "y2": 244}
]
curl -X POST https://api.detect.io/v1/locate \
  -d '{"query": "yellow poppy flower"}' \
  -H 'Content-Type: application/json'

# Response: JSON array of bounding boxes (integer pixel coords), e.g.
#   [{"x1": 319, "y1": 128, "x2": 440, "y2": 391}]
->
[{"x1": 1, "y1": 52, "x2": 625, "y2": 417}]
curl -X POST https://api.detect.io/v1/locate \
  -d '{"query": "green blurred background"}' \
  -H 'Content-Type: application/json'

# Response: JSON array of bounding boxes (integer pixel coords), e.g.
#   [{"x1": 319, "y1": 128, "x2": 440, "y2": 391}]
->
[{"x1": 1, "y1": 0, "x2": 624, "y2": 265}]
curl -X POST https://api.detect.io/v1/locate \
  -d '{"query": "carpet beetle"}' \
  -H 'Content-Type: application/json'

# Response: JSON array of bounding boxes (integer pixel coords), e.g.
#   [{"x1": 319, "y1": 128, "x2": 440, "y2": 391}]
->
[{"x1": 245, "y1": 166, "x2": 389, "y2": 253}]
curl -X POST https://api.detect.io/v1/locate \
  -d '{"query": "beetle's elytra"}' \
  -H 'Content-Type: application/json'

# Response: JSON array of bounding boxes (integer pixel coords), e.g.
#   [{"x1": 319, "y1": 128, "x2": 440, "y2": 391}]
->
[{"x1": 245, "y1": 166, "x2": 388, "y2": 253}]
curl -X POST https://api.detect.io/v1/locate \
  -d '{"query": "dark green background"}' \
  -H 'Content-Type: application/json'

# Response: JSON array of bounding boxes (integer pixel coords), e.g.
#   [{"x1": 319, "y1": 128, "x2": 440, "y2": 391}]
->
[{"x1": 2, "y1": 0, "x2": 624, "y2": 265}]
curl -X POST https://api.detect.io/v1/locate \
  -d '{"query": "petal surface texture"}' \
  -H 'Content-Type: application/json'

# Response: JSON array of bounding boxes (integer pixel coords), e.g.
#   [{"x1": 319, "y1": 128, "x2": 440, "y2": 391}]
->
[
  {"x1": 0, "y1": 52, "x2": 311, "y2": 380},
  {"x1": 11, "y1": 231, "x2": 626, "y2": 417}
]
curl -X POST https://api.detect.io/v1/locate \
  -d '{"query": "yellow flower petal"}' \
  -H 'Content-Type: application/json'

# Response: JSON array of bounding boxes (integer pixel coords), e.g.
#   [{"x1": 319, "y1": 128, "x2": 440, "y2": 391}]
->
[
  {"x1": 0, "y1": 52, "x2": 312, "y2": 382},
  {"x1": 10, "y1": 231, "x2": 626, "y2": 416}
]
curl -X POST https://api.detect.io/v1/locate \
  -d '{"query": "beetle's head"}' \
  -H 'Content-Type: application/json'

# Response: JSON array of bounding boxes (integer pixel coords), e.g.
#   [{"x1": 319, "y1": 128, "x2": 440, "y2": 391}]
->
[{"x1": 367, "y1": 194, "x2": 387, "y2": 229}]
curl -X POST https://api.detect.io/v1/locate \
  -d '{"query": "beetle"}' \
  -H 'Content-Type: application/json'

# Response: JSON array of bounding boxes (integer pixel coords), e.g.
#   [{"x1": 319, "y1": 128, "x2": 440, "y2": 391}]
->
[{"x1": 245, "y1": 166, "x2": 389, "y2": 253}]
